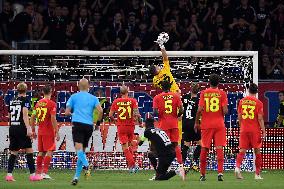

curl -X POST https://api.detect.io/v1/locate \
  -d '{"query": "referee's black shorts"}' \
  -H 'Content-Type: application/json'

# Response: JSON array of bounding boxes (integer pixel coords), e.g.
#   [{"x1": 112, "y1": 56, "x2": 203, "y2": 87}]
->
[
  {"x1": 182, "y1": 120, "x2": 201, "y2": 142},
  {"x1": 72, "y1": 122, "x2": 93, "y2": 148},
  {"x1": 9, "y1": 126, "x2": 32, "y2": 151}
]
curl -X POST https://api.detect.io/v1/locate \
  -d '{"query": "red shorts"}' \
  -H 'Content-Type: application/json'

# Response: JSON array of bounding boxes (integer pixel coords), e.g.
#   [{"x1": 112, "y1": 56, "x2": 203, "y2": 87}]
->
[
  {"x1": 201, "y1": 127, "x2": 226, "y2": 148},
  {"x1": 38, "y1": 135, "x2": 56, "y2": 152},
  {"x1": 239, "y1": 131, "x2": 262, "y2": 149},
  {"x1": 164, "y1": 128, "x2": 180, "y2": 143},
  {"x1": 117, "y1": 126, "x2": 135, "y2": 144}
]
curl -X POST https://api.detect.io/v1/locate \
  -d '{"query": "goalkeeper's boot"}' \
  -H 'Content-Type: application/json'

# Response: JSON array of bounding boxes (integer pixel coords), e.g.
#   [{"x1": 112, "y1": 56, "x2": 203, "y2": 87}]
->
[
  {"x1": 234, "y1": 167, "x2": 243, "y2": 179},
  {"x1": 255, "y1": 174, "x2": 264, "y2": 180},
  {"x1": 199, "y1": 175, "x2": 206, "y2": 181},
  {"x1": 71, "y1": 178, "x2": 78, "y2": 186},
  {"x1": 218, "y1": 173, "x2": 224, "y2": 181},
  {"x1": 29, "y1": 174, "x2": 43, "y2": 182}
]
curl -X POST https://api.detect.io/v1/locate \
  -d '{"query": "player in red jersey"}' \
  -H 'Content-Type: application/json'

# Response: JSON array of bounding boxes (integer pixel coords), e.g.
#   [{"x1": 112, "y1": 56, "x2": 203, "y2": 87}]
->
[
  {"x1": 109, "y1": 85, "x2": 141, "y2": 173},
  {"x1": 31, "y1": 85, "x2": 60, "y2": 179},
  {"x1": 153, "y1": 80, "x2": 184, "y2": 167},
  {"x1": 235, "y1": 83, "x2": 266, "y2": 180},
  {"x1": 195, "y1": 74, "x2": 228, "y2": 181}
]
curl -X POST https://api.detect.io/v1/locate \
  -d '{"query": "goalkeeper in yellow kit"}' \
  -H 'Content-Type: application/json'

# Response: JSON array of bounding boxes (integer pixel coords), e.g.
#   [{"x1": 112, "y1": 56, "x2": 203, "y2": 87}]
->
[{"x1": 148, "y1": 33, "x2": 183, "y2": 166}]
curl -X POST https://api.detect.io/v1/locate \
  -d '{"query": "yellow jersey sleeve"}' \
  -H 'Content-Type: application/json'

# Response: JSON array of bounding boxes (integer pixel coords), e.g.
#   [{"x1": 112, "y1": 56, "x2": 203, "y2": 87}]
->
[{"x1": 163, "y1": 59, "x2": 170, "y2": 72}]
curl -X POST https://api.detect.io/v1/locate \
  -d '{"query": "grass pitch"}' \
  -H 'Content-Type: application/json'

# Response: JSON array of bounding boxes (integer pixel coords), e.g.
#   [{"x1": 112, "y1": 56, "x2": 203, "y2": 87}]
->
[{"x1": 1, "y1": 169, "x2": 284, "y2": 189}]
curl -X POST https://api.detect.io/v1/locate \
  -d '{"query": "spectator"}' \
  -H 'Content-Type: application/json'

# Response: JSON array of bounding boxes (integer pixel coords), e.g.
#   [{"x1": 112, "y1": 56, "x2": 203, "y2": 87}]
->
[
  {"x1": 276, "y1": 91, "x2": 284, "y2": 127},
  {"x1": 223, "y1": 39, "x2": 233, "y2": 51},
  {"x1": 255, "y1": 0, "x2": 270, "y2": 31},
  {"x1": 83, "y1": 24, "x2": 100, "y2": 50},
  {"x1": 216, "y1": 0, "x2": 234, "y2": 26},
  {"x1": 261, "y1": 17, "x2": 276, "y2": 47},
  {"x1": 30, "y1": 2, "x2": 43, "y2": 40},
  {"x1": 11, "y1": 3, "x2": 33, "y2": 41},
  {"x1": 233, "y1": 0, "x2": 257, "y2": 23},
  {"x1": 210, "y1": 26, "x2": 226, "y2": 50},
  {"x1": 40, "y1": 6, "x2": 67, "y2": 49},
  {"x1": 0, "y1": 1, "x2": 13, "y2": 42}
]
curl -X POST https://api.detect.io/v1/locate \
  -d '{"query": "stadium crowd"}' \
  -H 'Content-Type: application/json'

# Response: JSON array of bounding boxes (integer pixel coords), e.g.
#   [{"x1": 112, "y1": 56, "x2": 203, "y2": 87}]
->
[{"x1": 0, "y1": 0, "x2": 284, "y2": 79}]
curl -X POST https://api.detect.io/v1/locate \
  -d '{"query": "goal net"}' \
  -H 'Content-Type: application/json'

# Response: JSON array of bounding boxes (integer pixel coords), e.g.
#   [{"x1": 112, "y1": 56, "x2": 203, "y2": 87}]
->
[{"x1": 0, "y1": 50, "x2": 262, "y2": 171}]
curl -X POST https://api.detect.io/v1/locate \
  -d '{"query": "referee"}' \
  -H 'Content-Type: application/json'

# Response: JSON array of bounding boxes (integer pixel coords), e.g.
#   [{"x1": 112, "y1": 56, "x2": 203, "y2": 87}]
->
[{"x1": 65, "y1": 78, "x2": 103, "y2": 185}]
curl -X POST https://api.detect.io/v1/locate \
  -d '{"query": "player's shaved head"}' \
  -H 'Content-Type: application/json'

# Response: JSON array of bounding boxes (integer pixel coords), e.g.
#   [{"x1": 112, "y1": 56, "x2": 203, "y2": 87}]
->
[
  {"x1": 17, "y1": 82, "x2": 27, "y2": 94},
  {"x1": 120, "y1": 85, "x2": 128, "y2": 95},
  {"x1": 79, "y1": 78, "x2": 89, "y2": 91}
]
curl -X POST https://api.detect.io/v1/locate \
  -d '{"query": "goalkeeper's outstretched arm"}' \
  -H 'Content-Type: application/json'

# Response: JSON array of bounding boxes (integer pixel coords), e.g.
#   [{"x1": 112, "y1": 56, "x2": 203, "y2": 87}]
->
[{"x1": 161, "y1": 48, "x2": 169, "y2": 62}]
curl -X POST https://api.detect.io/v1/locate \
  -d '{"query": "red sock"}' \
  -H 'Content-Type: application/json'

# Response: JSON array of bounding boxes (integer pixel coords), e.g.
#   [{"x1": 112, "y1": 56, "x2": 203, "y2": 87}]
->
[
  {"x1": 216, "y1": 149, "x2": 224, "y2": 174},
  {"x1": 175, "y1": 146, "x2": 183, "y2": 164},
  {"x1": 255, "y1": 153, "x2": 262, "y2": 175},
  {"x1": 36, "y1": 155, "x2": 44, "y2": 174},
  {"x1": 200, "y1": 148, "x2": 208, "y2": 176},
  {"x1": 123, "y1": 149, "x2": 135, "y2": 168},
  {"x1": 43, "y1": 156, "x2": 52, "y2": 174},
  {"x1": 236, "y1": 152, "x2": 245, "y2": 168}
]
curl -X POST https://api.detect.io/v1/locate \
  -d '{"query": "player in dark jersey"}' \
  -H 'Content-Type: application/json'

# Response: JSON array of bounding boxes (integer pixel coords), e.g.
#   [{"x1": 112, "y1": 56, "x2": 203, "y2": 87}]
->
[
  {"x1": 181, "y1": 83, "x2": 201, "y2": 171},
  {"x1": 276, "y1": 91, "x2": 284, "y2": 127},
  {"x1": 142, "y1": 113, "x2": 185, "y2": 181},
  {"x1": 6, "y1": 82, "x2": 42, "y2": 182}
]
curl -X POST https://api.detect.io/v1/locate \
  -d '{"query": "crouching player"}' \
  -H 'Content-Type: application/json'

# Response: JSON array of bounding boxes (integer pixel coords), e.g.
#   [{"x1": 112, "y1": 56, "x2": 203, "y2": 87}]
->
[
  {"x1": 109, "y1": 85, "x2": 141, "y2": 173},
  {"x1": 31, "y1": 84, "x2": 60, "y2": 179},
  {"x1": 235, "y1": 83, "x2": 266, "y2": 180},
  {"x1": 142, "y1": 113, "x2": 185, "y2": 181}
]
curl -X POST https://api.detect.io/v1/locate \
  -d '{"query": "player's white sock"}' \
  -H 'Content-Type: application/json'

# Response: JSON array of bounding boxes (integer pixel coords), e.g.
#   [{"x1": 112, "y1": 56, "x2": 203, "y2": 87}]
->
[
  {"x1": 235, "y1": 167, "x2": 241, "y2": 173},
  {"x1": 7, "y1": 173, "x2": 12, "y2": 177}
]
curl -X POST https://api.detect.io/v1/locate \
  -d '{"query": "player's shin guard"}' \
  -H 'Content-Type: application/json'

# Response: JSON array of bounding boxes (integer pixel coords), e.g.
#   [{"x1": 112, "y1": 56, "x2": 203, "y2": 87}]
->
[
  {"x1": 123, "y1": 148, "x2": 135, "y2": 168},
  {"x1": 175, "y1": 146, "x2": 183, "y2": 164},
  {"x1": 77, "y1": 150, "x2": 89, "y2": 167},
  {"x1": 255, "y1": 154, "x2": 262, "y2": 175},
  {"x1": 26, "y1": 153, "x2": 36, "y2": 174},
  {"x1": 216, "y1": 149, "x2": 224, "y2": 174},
  {"x1": 74, "y1": 159, "x2": 83, "y2": 179},
  {"x1": 193, "y1": 145, "x2": 201, "y2": 164},
  {"x1": 43, "y1": 156, "x2": 52, "y2": 174},
  {"x1": 7, "y1": 154, "x2": 17, "y2": 173},
  {"x1": 236, "y1": 152, "x2": 245, "y2": 168},
  {"x1": 200, "y1": 148, "x2": 208, "y2": 176},
  {"x1": 36, "y1": 155, "x2": 44, "y2": 174}
]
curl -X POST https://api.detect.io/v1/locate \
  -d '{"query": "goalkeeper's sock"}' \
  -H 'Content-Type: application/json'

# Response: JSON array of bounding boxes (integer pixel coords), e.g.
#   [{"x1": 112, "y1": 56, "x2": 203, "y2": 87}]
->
[
  {"x1": 236, "y1": 152, "x2": 245, "y2": 169},
  {"x1": 200, "y1": 148, "x2": 208, "y2": 176},
  {"x1": 43, "y1": 156, "x2": 52, "y2": 174},
  {"x1": 175, "y1": 146, "x2": 183, "y2": 164},
  {"x1": 26, "y1": 153, "x2": 36, "y2": 174},
  {"x1": 123, "y1": 148, "x2": 135, "y2": 168},
  {"x1": 7, "y1": 154, "x2": 17, "y2": 174},
  {"x1": 216, "y1": 149, "x2": 224, "y2": 174},
  {"x1": 148, "y1": 153, "x2": 157, "y2": 170},
  {"x1": 36, "y1": 155, "x2": 43, "y2": 174},
  {"x1": 74, "y1": 159, "x2": 83, "y2": 179},
  {"x1": 181, "y1": 145, "x2": 189, "y2": 163},
  {"x1": 77, "y1": 150, "x2": 88, "y2": 167},
  {"x1": 255, "y1": 153, "x2": 262, "y2": 175}
]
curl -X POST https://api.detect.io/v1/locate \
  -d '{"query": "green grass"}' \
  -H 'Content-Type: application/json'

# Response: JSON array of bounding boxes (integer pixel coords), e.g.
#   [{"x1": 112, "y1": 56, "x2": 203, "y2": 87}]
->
[{"x1": 1, "y1": 169, "x2": 284, "y2": 189}]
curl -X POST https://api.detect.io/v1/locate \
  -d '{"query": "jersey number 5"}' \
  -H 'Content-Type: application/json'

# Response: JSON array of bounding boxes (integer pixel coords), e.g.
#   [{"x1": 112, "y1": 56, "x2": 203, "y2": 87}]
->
[
  {"x1": 165, "y1": 100, "x2": 173, "y2": 114},
  {"x1": 204, "y1": 97, "x2": 220, "y2": 112},
  {"x1": 36, "y1": 107, "x2": 48, "y2": 122},
  {"x1": 241, "y1": 105, "x2": 255, "y2": 119},
  {"x1": 118, "y1": 106, "x2": 132, "y2": 119}
]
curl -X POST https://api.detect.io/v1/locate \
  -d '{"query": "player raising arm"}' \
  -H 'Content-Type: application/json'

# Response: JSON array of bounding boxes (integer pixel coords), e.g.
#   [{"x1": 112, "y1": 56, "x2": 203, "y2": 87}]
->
[
  {"x1": 195, "y1": 74, "x2": 228, "y2": 182},
  {"x1": 235, "y1": 83, "x2": 266, "y2": 180},
  {"x1": 149, "y1": 32, "x2": 180, "y2": 93},
  {"x1": 109, "y1": 85, "x2": 141, "y2": 173},
  {"x1": 30, "y1": 84, "x2": 59, "y2": 180}
]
